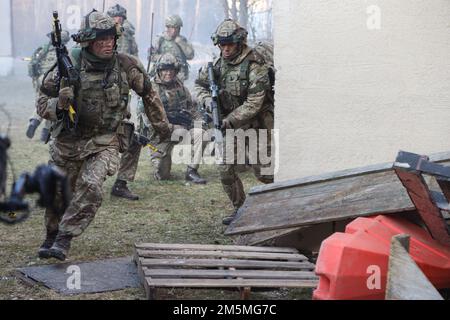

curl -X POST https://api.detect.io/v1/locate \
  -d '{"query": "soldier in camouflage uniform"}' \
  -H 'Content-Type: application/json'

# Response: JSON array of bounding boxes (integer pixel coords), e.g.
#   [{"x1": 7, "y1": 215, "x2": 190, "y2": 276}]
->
[
  {"x1": 195, "y1": 19, "x2": 274, "y2": 225},
  {"x1": 107, "y1": 4, "x2": 139, "y2": 57},
  {"x1": 27, "y1": 31, "x2": 71, "y2": 141},
  {"x1": 149, "y1": 15, "x2": 194, "y2": 82},
  {"x1": 106, "y1": 4, "x2": 142, "y2": 200},
  {"x1": 36, "y1": 10, "x2": 170, "y2": 261},
  {"x1": 130, "y1": 53, "x2": 207, "y2": 183}
]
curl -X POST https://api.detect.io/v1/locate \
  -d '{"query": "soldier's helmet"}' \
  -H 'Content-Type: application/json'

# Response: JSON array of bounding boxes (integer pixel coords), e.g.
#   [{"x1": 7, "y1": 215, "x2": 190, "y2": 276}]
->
[
  {"x1": 47, "y1": 30, "x2": 71, "y2": 45},
  {"x1": 72, "y1": 10, "x2": 122, "y2": 48},
  {"x1": 156, "y1": 53, "x2": 180, "y2": 73},
  {"x1": 107, "y1": 4, "x2": 127, "y2": 19},
  {"x1": 211, "y1": 19, "x2": 248, "y2": 46},
  {"x1": 165, "y1": 15, "x2": 183, "y2": 29}
]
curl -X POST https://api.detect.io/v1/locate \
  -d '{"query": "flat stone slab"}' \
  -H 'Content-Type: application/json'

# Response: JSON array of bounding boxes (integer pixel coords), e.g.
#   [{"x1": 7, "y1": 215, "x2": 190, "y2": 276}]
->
[{"x1": 17, "y1": 257, "x2": 140, "y2": 295}]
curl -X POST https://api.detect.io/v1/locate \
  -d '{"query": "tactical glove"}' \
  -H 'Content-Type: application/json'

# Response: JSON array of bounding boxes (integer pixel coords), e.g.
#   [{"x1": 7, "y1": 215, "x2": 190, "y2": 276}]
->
[{"x1": 57, "y1": 87, "x2": 74, "y2": 111}]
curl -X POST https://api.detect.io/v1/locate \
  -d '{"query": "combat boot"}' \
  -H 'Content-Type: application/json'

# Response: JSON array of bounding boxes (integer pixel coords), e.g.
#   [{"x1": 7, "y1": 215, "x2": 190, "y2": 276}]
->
[
  {"x1": 222, "y1": 209, "x2": 239, "y2": 226},
  {"x1": 40, "y1": 127, "x2": 50, "y2": 143},
  {"x1": 49, "y1": 233, "x2": 73, "y2": 261},
  {"x1": 185, "y1": 167, "x2": 207, "y2": 185},
  {"x1": 26, "y1": 119, "x2": 41, "y2": 139},
  {"x1": 37, "y1": 230, "x2": 58, "y2": 259},
  {"x1": 111, "y1": 179, "x2": 139, "y2": 200}
]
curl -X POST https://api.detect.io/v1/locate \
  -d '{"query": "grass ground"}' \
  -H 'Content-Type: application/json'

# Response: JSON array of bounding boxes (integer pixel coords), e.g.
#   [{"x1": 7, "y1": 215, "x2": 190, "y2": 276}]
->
[{"x1": 0, "y1": 70, "x2": 312, "y2": 300}]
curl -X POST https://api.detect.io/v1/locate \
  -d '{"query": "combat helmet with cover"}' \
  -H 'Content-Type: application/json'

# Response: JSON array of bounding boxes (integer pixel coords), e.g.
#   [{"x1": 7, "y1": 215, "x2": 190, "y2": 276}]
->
[
  {"x1": 156, "y1": 53, "x2": 181, "y2": 73},
  {"x1": 165, "y1": 15, "x2": 183, "y2": 29},
  {"x1": 47, "y1": 30, "x2": 71, "y2": 45},
  {"x1": 211, "y1": 19, "x2": 248, "y2": 46},
  {"x1": 72, "y1": 10, "x2": 122, "y2": 48},
  {"x1": 107, "y1": 4, "x2": 127, "y2": 19}
]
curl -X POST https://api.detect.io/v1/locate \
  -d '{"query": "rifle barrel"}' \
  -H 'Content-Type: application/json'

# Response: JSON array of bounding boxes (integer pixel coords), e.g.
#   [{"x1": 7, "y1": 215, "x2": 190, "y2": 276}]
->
[{"x1": 147, "y1": 12, "x2": 155, "y2": 73}]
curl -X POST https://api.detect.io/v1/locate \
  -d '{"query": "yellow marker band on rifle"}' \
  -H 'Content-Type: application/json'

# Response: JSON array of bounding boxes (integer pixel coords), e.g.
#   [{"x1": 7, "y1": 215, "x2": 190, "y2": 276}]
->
[
  {"x1": 69, "y1": 105, "x2": 76, "y2": 122},
  {"x1": 146, "y1": 144, "x2": 159, "y2": 153}
]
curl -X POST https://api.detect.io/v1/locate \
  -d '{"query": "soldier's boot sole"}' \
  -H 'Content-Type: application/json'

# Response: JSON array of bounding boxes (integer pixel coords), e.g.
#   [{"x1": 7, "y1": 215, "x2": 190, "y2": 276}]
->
[
  {"x1": 38, "y1": 248, "x2": 52, "y2": 259},
  {"x1": 222, "y1": 216, "x2": 235, "y2": 226},
  {"x1": 26, "y1": 124, "x2": 38, "y2": 139},
  {"x1": 111, "y1": 189, "x2": 140, "y2": 201},
  {"x1": 48, "y1": 247, "x2": 68, "y2": 261}
]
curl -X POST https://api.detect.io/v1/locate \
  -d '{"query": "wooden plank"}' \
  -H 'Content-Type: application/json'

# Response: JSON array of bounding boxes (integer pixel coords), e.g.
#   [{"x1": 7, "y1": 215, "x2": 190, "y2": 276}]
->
[
  {"x1": 143, "y1": 268, "x2": 319, "y2": 280},
  {"x1": 235, "y1": 228, "x2": 302, "y2": 246},
  {"x1": 436, "y1": 178, "x2": 450, "y2": 204},
  {"x1": 226, "y1": 153, "x2": 450, "y2": 236},
  {"x1": 249, "y1": 151, "x2": 450, "y2": 196},
  {"x1": 136, "y1": 249, "x2": 307, "y2": 261},
  {"x1": 226, "y1": 170, "x2": 416, "y2": 235},
  {"x1": 139, "y1": 258, "x2": 315, "y2": 270},
  {"x1": 395, "y1": 169, "x2": 450, "y2": 247},
  {"x1": 386, "y1": 234, "x2": 443, "y2": 300},
  {"x1": 135, "y1": 243, "x2": 299, "y2": 254},
  {"x1": 146, "y1": 278, "x2": 318, "y2": 288},
  {"x1": 133, "y1": 247, "x2": 156, "y2": 300}
]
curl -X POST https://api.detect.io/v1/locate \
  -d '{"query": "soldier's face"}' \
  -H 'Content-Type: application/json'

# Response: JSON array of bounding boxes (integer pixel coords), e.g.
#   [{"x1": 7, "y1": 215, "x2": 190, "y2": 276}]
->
[
  {"x1": 219, "y1": 43, "x2": 239, "y2": 60},
  {"x1": 90, "y1": 35, "x2": 116, "y2": 59},
  {"x1": 113, "y1": 16, "x2": 124, "y2": 25},
  {"x1": 160, "y1": 69, "x2": 177, "y2": 83},
  {"x1": 166, "y1": 27, "x2": 179, "y2": 39}
]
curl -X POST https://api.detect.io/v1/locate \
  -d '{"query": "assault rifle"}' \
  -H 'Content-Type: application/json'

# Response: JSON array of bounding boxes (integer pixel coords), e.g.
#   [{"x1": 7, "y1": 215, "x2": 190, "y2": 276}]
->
[
  {"x1": 166, "y1": 110, "x2": 193, "y2": 129},
  {"x1": 51, "y1": 11, "x2": 79, "y2": 130},
  {"x1": 136, "y1": 133, "x2": 164, "y2": 156},
  {"x1": 207, "y1": 62, "x2": 224, "y2": 163}
]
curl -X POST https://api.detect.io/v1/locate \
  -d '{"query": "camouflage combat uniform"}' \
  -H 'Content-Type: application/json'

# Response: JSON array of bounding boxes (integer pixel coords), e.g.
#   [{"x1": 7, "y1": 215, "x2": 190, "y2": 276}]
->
[
  {"x1": 149, "y1": 15, "x2": 195, "y2": 82},
  {"x1": 133, "y1": 53, "x2": 207, "y2": 183},
  {"x1": 107, "y1": 4, "x2": 142, "y2": 200},
  {"x1": 195, "y1": 19, "x2": 274, "y2": 224},
  {"x1": 36, "y1": 11, "x2": 169, "y2": 260},
  {"x1": 116, "y1": 20, "x2": 139, "y2": 57},
  {"x1": 107, "y1": 4, "x2": 139, "y2": 57}
]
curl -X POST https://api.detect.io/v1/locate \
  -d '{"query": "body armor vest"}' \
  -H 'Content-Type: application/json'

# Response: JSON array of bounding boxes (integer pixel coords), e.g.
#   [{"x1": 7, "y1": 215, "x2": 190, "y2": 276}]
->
[
  {"x1": 155, "y1": 80, "x2": 189, "y2": 114},
  {"x1": 75, "y1": 54, "x2": 130, "y2": 137},
  {"x1": 158, "y1": 38, "x2": 189, "y2": 79},
  {"x1": 215, "y1": 56, "x2": 251, "y2": 114}
]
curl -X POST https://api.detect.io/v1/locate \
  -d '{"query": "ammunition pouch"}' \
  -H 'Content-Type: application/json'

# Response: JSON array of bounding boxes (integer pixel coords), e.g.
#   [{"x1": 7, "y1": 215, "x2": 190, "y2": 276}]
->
[
  {"x1": 218, "y1": 90, "x2": 239, "y2": 112},
  {"x1": 117, "y1": 120, "x2": 135, "y2": 153}
]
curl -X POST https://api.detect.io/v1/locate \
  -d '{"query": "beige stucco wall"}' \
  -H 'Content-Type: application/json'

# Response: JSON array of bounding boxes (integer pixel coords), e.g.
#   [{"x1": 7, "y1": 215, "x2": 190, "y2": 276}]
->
[
  {"x1": 0, "y1": 0, "x2": 13, "y2": 76},
  {"x1": 273, "y1": 0, "x2": 450, "y2": 181}
]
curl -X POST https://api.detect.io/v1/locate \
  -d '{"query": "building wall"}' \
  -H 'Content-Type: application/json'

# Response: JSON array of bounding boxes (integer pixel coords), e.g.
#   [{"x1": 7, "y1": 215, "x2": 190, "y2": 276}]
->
[
  {"x1": 0, "y1": 0, "x2": 13, "y2": 76},
  {"x1": 273, "y1": 0, "x2": 450, "y2": 181}
]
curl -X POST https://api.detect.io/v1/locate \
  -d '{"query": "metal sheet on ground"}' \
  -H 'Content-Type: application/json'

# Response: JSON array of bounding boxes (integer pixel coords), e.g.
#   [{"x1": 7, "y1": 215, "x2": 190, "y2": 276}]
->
[{"x1": 17, "y1": 257, "x2": 140, "y2": 295}]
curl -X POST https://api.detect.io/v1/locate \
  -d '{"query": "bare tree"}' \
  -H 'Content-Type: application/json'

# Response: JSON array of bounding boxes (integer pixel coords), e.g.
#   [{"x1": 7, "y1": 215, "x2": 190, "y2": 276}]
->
[
  {"x1": 230, "y1": 0, "x2": 238, "y2": 20},
  {"x1": 221, "y1": 0, "x2": 230, "y2": 18},
  {"x1": 239, "y1": 0, "x2": 248, "y2": 29}
]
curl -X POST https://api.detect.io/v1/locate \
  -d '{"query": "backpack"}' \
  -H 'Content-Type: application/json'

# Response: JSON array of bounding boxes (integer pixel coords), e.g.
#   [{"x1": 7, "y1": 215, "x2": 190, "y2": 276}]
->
[{"x1": 252, "y1": 41, "x2": 275, "y2": 101}]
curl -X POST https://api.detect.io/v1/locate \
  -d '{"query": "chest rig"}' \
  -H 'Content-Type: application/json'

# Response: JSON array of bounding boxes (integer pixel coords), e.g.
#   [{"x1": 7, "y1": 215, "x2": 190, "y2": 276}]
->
[
  {"x1": 159, "y1": 38, "x2": 185, "y2": 63},
  {"x1": 214, "y1": 54, "x2": 253, "y2": 114},
  {"x1": 75, "y1": 54, "x2": 130, "y2": 137},
  {"x1": 155, "y1": 81, "x2": 189, "y2": 114}
]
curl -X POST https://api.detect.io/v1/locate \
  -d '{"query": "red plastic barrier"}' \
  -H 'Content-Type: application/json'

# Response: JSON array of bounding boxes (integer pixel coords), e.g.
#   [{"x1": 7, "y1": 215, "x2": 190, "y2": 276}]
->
[{"x1": 313, "y1": 215, "x2": 450, "y2": 300}]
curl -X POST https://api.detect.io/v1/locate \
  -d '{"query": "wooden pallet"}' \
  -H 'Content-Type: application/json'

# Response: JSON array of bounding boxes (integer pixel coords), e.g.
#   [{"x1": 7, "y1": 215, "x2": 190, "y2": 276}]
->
[{"x1": 133, "y1": 243, "x2": 318, "y2": 300}]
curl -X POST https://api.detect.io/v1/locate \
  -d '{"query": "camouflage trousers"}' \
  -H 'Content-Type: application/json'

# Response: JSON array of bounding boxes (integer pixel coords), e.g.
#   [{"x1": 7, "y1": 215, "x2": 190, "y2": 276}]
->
[
  {"x1": 219, "y1": 129, "x2": 274, "y2": 210},
  {"x1": 45, "y1": 146, "x2": 120, "y2": 237},
  {"x1": 150, "y1": 124, "x2": 207, "y2": 180},
  {"x1": 116, "y1": 135, "x2": 142, "y2": 182}
]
